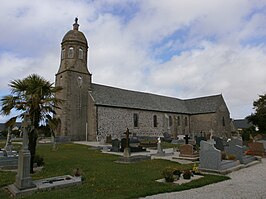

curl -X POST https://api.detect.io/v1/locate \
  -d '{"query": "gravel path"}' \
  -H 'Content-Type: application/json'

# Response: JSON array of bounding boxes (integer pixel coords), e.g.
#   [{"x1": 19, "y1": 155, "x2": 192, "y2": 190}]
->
[{"x1": 141, "y1": 159, "x2": 266, "y2": 199}]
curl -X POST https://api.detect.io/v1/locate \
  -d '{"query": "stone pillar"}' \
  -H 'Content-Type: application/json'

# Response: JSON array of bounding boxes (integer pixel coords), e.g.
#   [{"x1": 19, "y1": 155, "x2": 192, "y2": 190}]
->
[{"x1": 14, "y1": 114, "x2": 36, "y2": 190}]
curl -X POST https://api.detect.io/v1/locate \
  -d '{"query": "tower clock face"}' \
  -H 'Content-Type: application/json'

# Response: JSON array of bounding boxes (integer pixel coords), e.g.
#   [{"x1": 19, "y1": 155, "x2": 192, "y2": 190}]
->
[{"x1": 77, "y1": 76, "x2": 83, "y2": 87}]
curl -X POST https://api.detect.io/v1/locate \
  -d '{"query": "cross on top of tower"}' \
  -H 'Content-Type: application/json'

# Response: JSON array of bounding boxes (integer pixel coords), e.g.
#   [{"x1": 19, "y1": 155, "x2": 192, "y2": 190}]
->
[{"x1": 73, "y1": 17, "x2": 79, "y2": 30}]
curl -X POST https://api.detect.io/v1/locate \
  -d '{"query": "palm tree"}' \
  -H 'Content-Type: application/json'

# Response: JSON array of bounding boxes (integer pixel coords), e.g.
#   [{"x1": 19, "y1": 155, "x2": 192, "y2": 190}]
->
[{"x1": 0, "y1": 74, "x2": 62, "y2": 173}]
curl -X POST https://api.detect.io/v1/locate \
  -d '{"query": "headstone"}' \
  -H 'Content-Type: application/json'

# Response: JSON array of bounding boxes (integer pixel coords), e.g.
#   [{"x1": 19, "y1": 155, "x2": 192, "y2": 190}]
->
[
  {"x1": 111, "y1": 139, "x2": 120, "y2": 152},
  {"x1": 213, "y1": 136, "x2": 225, "y2": 151},
  {"x1": 196, "y1": 136, "x2": 206, "y2": 146},
  {"x1": 156, "y1": 137, "x2": 165, "y2": 156},
  {"x1": 106, "y1": 135, "x2": 112, "y2": 144},
  {"x1": 230, "y1": 138, "x2": 243, "y2": 147},
  {"x1": 179, "y1": 144, "x2": 198, "y2": 158},
  {"x1": 199, "y1": 141, "x2": 240, "y2": 172},
  {"x1": 258, "y1": 140, "x2": 266, "y2": 151},
  {"x1": 248, "y1": 142, "x2": 266, "y2": 157},
  {"x1": 199, "y1": 141, "x2": 221, "y2": 170},
  {"x1": 163, "y1": 132, "x2": 173, "y2": 142},
  {"x1": 14, "y1": 113, "x2": 36, "y2": 190},
  {"x1": 225, "y1": 139, "x2": 256, "y2": 164}
]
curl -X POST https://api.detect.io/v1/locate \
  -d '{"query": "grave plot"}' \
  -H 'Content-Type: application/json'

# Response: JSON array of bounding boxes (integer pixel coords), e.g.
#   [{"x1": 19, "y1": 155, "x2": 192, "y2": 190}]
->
[{"x1": 199, "y1": 141, "x2": 241, "y2": 174}]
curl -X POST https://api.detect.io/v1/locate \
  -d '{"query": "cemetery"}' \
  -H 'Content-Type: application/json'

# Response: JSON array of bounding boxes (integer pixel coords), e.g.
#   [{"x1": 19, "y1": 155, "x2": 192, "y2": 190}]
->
[
  {"x1": 0, "y1": 118, "x2": 264, "y2": 199},
  {"x1": 0, "y1": 122, "x2": 265, "y2": 199}
]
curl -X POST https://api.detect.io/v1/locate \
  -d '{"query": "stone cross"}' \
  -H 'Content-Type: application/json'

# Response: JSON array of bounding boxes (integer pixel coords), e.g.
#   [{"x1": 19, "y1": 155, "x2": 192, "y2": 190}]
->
[
  {"x1": 207, "y1": 129, "x2": 216, "y2": 145},
  {"x1": 184, "y1": 135, "x2": 190, "y2": 144},
  {"x1": 123, "y1": 128, "x2": 131, "y2": 148}
]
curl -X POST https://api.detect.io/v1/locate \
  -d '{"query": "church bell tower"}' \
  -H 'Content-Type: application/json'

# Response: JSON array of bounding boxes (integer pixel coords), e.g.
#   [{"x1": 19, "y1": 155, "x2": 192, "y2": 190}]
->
[{"x1": 55, "y1": 18, "x2": 91, "y2": 141}]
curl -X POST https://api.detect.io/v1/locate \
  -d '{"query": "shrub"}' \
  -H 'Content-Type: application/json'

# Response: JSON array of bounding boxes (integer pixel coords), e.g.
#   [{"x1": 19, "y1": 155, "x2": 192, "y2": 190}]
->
[
  {"x1": 162, "y1": 167, "x2": 174, "y2": 182},
  {"x1": 182, "y1": 170, "x2": 192, "y2": 180},
  {"x1": 34, "y1": 155, "x2": 45, "y2": 167}
]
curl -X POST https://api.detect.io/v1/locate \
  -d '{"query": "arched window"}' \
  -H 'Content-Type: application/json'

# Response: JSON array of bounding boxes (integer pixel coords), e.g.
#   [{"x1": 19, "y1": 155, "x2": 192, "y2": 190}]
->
[
  {"x1": 133, "y1": 113, "x2": 139, "y2": 128},
  {"x1": 185, "y1": 117, "x2": 188, "y2": 126},
  {"x1": 153, "y1": 115, "x2": 157, "y2": 127},
  {"x1": 169, "y1": 116, "x2": 173, "y2": 126},
  {"x1": 78, "y1": 48, "x2": 83, "y2": 59},
  {"x1": 68, "y1": 47, "x2": 74, "y2": 58},
  {"x1": 177, "y1": 116, "x2": 180, "y2": 126},
  {"x1": 61, "y1": 48, "x2": 65, "y2": 59},
  {"x1": 222, "y1": 117, "x2": 225, "y2": 126}
]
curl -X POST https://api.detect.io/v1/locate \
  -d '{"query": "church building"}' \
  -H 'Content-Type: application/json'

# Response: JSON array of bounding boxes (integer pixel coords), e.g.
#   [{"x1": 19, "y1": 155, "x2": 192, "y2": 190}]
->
[{"x1": 55, "y1": 19, "x2": 232, "y2": 141}]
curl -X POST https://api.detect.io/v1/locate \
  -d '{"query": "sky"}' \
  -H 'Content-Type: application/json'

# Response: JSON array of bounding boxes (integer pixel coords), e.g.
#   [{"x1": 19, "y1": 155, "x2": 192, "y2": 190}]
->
[{"x1": 0, "y1": 0, "x2": 266, "y2": 123}]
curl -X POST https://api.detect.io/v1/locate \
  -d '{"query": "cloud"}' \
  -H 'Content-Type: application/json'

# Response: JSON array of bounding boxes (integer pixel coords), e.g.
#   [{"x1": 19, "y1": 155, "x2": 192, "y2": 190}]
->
[{"x1": 0, "y1": 0, "x2": 266, "y2": 123}]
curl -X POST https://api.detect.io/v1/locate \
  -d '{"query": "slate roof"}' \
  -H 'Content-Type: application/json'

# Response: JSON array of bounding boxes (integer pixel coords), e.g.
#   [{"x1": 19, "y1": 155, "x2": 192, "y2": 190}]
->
[
  {"x1": 233, "y1": 119, "x2": 253, "y2": 129},
  {"x1": 91, "y1": 83, "x2": 224, "y2": 115}
]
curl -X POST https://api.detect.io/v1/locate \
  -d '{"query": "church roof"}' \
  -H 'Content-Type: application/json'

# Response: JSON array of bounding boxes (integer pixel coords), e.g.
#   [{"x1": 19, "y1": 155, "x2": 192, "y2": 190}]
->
[
  {"x1": 91, "y1": 83, "x2": 224, "y2": 114},
  {"x1": 184, "y1": 95, "x2": 224, "y2": 114}
]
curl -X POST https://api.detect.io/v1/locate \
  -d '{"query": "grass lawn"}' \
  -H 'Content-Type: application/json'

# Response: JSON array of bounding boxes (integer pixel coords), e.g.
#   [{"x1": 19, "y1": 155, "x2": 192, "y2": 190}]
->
[{"x1": 0, "y1": 143, "x2": 229, "y2": 199}]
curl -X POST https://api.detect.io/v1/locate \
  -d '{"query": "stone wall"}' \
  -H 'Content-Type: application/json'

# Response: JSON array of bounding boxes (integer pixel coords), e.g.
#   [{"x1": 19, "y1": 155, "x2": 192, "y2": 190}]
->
[
  {"x1": 96, "y1": 106, "x2": 192, "y2": 140},
  {"x1": 190, "y1": 103, "x2": 231, "y2": 138}
]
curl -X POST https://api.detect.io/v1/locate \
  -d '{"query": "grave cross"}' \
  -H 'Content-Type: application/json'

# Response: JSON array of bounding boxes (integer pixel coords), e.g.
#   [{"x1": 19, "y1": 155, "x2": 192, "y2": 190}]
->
[
  {"x1": 124, "y1": 128, "x2": 131, "y2": 148},
  {"x1": 184, "y1": 135, "x2": 190, "y2": 144}
]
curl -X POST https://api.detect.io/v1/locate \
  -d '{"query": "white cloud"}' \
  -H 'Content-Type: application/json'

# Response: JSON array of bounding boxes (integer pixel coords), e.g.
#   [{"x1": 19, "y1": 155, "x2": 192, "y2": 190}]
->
[{"x1": 0, "y1": 0, "x2": 266, "y2": 123}]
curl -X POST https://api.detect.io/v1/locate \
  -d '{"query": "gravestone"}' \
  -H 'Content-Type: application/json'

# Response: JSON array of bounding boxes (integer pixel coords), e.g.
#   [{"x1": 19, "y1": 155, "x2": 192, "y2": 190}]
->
[
  {"x1": 213, "y1": 136, "x2": 225, "y2": 151},
  {"x1": 230, "y1": 138, "x2": 243, "y2": 147},
  {"x1": 248, "y1": 142, "x2": 266, "y2": 157},
  {"x1": 106, "y1": 135, "x2": 112, "y2": 144},
  {"x1": 195, "y1": 136, "x2": 206, "y2": 146},
  {"x1": 225, "y1": 138, "x2": 256, "y2": 164},
  {"x1": 179, "y1": 144, "x2": 198, "y2": 158},
  {"x1": 258, "y1": 140, "x2": 266, "y2": 151},
  {"x1": 0, "y1": 127, "x2": 18, "y2": 169},
  {"x1": 199, "y1": 141, "x2": 240, "y2": 173},
  {"x1": 163, "y1": 132, "x2": 173, "y2": 142},
  {"x1": 111, "y1": 139, "x2": 120, "y2": 152}
]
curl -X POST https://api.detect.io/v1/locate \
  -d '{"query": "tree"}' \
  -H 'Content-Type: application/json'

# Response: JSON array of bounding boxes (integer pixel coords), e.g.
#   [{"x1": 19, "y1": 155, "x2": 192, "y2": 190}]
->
[
  {"x1": 246, "y1": 94, "x2": 266, "y2": 134},
  {"x1": 0, "y1": 74, "x2": 62, "y2": 173}
]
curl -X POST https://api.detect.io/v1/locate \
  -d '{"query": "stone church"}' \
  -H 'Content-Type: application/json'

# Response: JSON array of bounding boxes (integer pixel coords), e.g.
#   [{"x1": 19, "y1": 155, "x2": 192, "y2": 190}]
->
[{"x1": 55, "y1": 19, "x2": 232, "y2": 141}]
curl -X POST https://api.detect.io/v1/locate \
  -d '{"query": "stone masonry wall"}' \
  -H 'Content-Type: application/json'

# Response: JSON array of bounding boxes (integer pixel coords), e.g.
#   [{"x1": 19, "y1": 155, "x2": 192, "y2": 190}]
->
[{"x1": 96, "y1": 106, "x2": 191, "y2": 140}]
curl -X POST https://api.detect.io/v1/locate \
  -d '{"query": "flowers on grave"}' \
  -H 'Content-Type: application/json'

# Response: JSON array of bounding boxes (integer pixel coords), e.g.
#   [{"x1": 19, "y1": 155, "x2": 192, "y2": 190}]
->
[
  {"x1": 173, "y1": 169, "x2": 182, "y2": 180},
  {"x1": 192, "y1": 164, "x2": 200, "y2": 175},
  {"x1": 162, "y1": 167, "x2": 175, "y2": 182},
  {"x1": 245, "y1": 150, "x2": 252, "y2": 155},
  {"x1": 227, "y1": 154, "x2": 236, "y2": 160},
  {"x1": 182, "y1": 170, "x2": 192, "y2": 180}
]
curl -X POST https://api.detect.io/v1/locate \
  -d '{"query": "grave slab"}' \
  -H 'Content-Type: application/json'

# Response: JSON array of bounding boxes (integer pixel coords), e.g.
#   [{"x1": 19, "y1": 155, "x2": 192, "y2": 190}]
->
[{"x1": 8, "y1": 175, "x2": 82, "y2": 197}]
